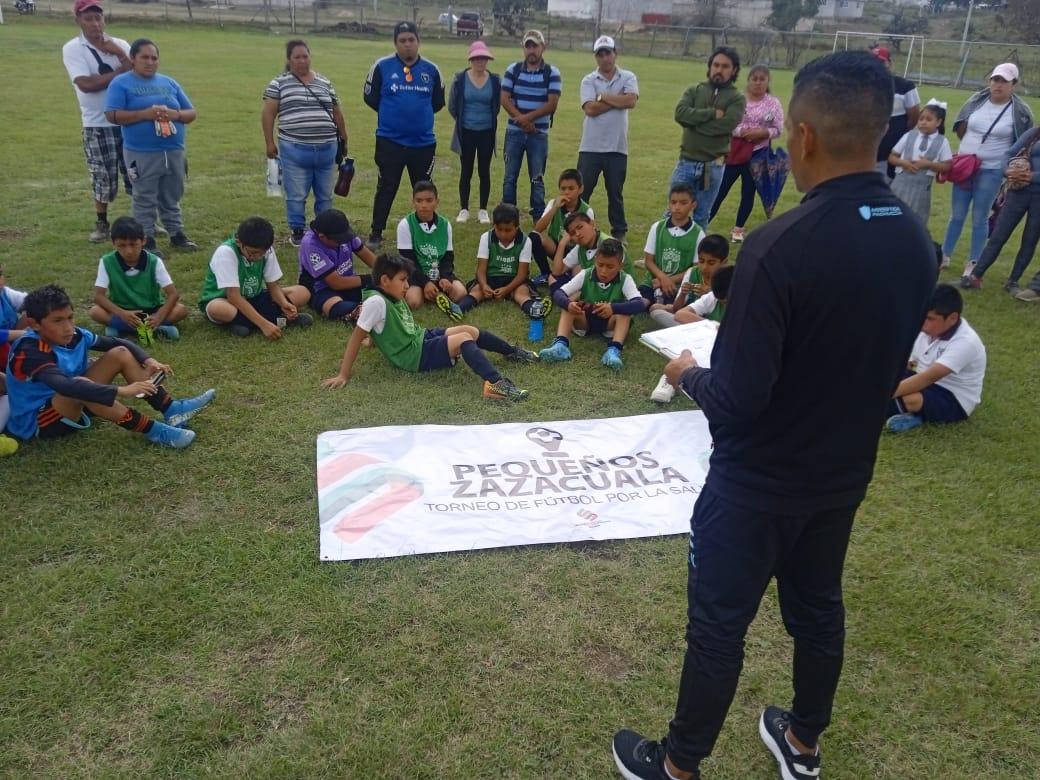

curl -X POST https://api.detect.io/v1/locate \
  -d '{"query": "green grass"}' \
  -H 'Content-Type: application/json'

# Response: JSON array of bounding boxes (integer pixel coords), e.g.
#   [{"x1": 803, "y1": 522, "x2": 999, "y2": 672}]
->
[{"x1": 2, "y1": 18, "x2": 1039, "y2": 778}]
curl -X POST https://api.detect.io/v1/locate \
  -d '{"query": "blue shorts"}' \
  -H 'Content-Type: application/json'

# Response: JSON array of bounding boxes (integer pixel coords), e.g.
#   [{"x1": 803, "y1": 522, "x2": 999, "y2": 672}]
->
[
  {"x1": 417, "y1": 328, "x2": 455, "y2": 372},
  {"x1": 889, "y1": 371, "x2": 968, "y2": 423},
  {"x1": 310, "y1": 285, "x2": 362, "y2": 314}
]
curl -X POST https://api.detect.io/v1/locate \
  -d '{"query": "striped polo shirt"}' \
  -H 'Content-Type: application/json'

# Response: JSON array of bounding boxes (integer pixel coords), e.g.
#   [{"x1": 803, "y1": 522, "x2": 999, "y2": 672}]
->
[
  {"x1": 502, "y1": 60, "x2": 562, "y2": 134},
  {"x1": 264, "y1": 72, "x2": 340, "y2": 144}
]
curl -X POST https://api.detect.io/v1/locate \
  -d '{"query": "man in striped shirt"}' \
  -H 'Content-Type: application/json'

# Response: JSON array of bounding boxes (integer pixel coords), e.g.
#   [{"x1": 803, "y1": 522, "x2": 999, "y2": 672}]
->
[{"x1": 500, "y1": 30, "x2": 562, "y2": 220}]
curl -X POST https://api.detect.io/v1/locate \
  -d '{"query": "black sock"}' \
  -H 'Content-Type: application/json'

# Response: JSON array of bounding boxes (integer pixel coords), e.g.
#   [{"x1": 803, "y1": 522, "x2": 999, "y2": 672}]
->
[
  {"x1": 460, "y1": 340, "x2": 501, "y2": 382},
  {"x1": 96, "y1": 209, "x2": 108, "y2": 224},
  {"x1": 476, "y1": 329, "x2": 514, "y2": 356},
  {"x1": 554, "y1": 336, "x2": 570, "y2": 348},
  {"x1": 116, "y1": 407, "x2": 154, "y2": 433},
  {"x1": 529, "y1": 231, "x2": 552, "y2": 276},
  {"x1": 329, "y1": 300, "x2": 358, "y2": 320},
  {"x1": 520, "y1": 299, "x2": 534, "y2": 316},
  {"x1": 145, "y1": 386, "x2": 173, "y2": 413},
  {"x1": 608, "y1": 340, "x2": 623, "y2": 352},
  {"x1": 458, "y1": 294, "x2": 477, "y2": 312}
]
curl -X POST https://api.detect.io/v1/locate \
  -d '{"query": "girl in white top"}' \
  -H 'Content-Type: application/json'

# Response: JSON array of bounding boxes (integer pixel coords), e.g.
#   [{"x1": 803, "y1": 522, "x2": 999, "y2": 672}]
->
[{"x1": 888, "y1": 100, "x2": 953, "y2": 230}]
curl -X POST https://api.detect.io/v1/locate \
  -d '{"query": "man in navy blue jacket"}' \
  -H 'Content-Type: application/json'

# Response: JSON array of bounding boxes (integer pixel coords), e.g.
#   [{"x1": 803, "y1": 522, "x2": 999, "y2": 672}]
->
[
  {"x1": 612, "y1": 52, "x2": 937, "y2": 780},
  {"x1": 364, "y1": 22, "x2": 445, "y2": 248}
]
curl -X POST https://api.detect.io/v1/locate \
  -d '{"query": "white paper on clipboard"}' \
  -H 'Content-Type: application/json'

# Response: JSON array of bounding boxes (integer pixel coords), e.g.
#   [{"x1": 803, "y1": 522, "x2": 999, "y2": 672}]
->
[{"x1": 639, "y1": 320, "x2": 719, "y2": 368}]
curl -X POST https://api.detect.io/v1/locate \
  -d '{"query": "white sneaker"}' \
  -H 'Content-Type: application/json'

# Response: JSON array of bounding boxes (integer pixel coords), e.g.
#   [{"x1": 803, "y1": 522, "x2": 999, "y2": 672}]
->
[
  {"x1": 940, "y1": 254, "x2": 952, "y2": 269},
  {"x1": 478, "y1": 209, "x2": 490, "y2": 224},
  {"x1": 650, "y1": 374, "x2": 675, "y2": 403},
  {"x1": 962, "y1": 261, "x2": 976, "y2": 277},
  {"x1": 455, "y1": 209, "x2": 470, "y2": 223},
  {"x1": 731, "y1": 227, "x2": 745, "y2": 242}
]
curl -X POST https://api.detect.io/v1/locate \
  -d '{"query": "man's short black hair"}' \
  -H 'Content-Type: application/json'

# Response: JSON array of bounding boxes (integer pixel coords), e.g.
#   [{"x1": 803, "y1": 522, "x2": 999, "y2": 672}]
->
[
  {"x1": 24, "y1": 285, "x2": 72, "y2": 322},
  {"x1": 564, "y1": 211, "x2": 593, "y2": 231},
  {"x1": 492, "y1": 203, "x2": 520, "y2": 227},
  {"x1": 711, "y1": 264, "x2": 735, "y2": 300},
  {"x1": 698, "y1": 234, "x2": 730, "y2": 261},
  {"x1": 790, "y1": 51, "x2": 893, "y2": 157},
  {"x1": 373, "y1": 252, "x2": 414, "y2": 284},
  {"x1": 558, "y1": 168, "x2": 583, "y2": 187},
  {"x1": 930, "y1": 283, "x2": 963, "y2": 318},
  {"x1": 110, "y1": 216, "x2": 144, "y2": 242},
  {"x1": 708, "y1": 46, "x2": 741, "y2": 82},
  {"x1": 412, "y1": 180, "x2": 438, "y2": 198},
  {"x1": 236, "y1": 216, "x2": 275, "y2": 249}
]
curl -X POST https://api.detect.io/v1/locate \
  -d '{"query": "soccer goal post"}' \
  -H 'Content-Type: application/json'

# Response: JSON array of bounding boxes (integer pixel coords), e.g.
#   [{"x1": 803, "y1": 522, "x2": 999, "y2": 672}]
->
[{"x1": 833, "y1": 30, "x2": 925, "y2": 82}]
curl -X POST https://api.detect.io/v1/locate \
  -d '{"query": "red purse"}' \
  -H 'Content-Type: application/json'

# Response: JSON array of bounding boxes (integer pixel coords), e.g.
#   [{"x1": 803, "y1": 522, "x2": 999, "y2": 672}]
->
[
  {"x1": 727, "y1": 136, "x2": 756, "y2": 166},
  {"x1": 937, "y1": 153, "x2": 981, "y2": 189}
]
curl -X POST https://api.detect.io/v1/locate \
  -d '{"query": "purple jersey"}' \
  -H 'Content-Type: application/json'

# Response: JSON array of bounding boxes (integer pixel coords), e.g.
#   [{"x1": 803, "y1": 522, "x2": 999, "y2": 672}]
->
[{"x1": 298, "y1": 229, "x2": 365, "y2": 293}]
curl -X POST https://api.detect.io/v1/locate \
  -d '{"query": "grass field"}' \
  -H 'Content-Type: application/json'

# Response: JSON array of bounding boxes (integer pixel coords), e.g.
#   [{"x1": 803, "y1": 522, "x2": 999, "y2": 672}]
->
[{"x1": 2, "y1": 17, "x2": 1039, "y2": 778}]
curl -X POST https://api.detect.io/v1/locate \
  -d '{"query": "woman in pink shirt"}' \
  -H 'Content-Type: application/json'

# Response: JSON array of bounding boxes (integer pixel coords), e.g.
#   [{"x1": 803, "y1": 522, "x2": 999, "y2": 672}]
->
[{"x1": 709, "y1": 65, "x2": 784, "y2": 242}]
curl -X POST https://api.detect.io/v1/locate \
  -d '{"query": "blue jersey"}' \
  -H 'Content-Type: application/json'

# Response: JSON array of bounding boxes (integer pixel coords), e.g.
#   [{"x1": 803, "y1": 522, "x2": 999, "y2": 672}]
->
[
  {"x1": 364, "y1": 54, "x2": 445, "y2": 147},
  {"x1": 0, "y1": 288, "x2": 20, "y2": 330},
  {"x1": 5, "y1": 327, "x2": 96, "y2": 440},
  {"x1": 105, "y1": 71, "x2": 193, "y2": 152}
]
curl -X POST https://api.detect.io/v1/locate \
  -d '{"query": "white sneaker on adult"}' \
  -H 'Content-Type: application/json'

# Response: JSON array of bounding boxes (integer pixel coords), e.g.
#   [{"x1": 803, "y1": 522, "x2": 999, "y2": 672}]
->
[
  {"x1": 478, "y1": 209, "x2": 491, "y2": 224},
  {"x1": 650, "y1": 374, "x2": 675, "y2": 403},
  {"x1": 940, "y1": 254, "x2": 952, "y2": 269},
  {"x1": 456, "y1": 209, "x2": 470, "y2": 223},
  {"x1": 731, "y1": 226, "x2": 745, "y2": 242}
]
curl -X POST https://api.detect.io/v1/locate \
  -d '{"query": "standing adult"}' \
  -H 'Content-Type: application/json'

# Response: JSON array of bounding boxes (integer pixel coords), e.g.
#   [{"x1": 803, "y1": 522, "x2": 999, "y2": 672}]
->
[
  {"x1": 363, "y1": 22, "x2": 446, "y2": 249},
  {"x1": 577, "y1": 35, "x2": 639, "y2": 241},
  {"x1": 709, "y1": 64, "x2": 784, "y2": 242},
  {"x1": 670, "y1": 47, "x2": 746, "y2": 232},
  {"x1": 612, "y1": 52, "x2": 936, "y2": 780},
  {"x1": 262, "y1": 39, "x2": 348, "y2": 247},
  {"x1": 872, "y1": 46, "x2": 920, "y2": 180},
  {"x1": 62, "y1": 0, "x2": 132, "y2": 243},
  {"x1": 448, "y1": 40, "x2": 501, "y2": 225},
  {"x1": 105, "y1": 38, "x2": 198, "y2": 258},
  {"x1": 943, "y1": 63, "x2": 1034, "y2": 276},
  {"x1": 500, "y1": 30, "x2": 562, "y2": 220}
]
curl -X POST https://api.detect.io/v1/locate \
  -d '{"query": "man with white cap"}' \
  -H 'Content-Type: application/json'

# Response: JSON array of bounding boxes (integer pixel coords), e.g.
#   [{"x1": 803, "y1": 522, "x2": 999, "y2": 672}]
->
[
  {"x1": 577, "y1": 35, "x2": 639, "y2": 241},
  {"x1": 62, "y1": 0, "x2": 133, "y2": 243},
  {"x1": 500, "y1": 30, "x2": 562, "y2": 221}
]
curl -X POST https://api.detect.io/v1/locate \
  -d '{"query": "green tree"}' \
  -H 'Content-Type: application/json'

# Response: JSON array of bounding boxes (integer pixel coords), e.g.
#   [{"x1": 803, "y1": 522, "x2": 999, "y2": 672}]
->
[
  {"x1": 766, "y1": 0, "x2": 823, "y2": 32},
  {"x1": 1007, "y1": 0, "x2": 1040, "y2": 43},
  {"x1": 883, "y1": 9, "x2": 930, "y2": 52}
]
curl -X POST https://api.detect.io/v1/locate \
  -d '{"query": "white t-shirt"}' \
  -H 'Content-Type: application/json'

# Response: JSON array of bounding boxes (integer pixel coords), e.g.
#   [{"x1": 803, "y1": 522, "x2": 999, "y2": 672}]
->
[
  {"x1": 476, "y1": 232, "x2": 532, "y2": 264},
  {"x1": 62, "y1": 34, "x2": 130, "y2": 128},
  {"x1": 208, "y1": 244, "x2": 283, "y2": 290},
  {"x1": 396, "y1": 218, "x2": 454, "y2": 251},
  {"x1": 643, "y1": 219, "x2": 705, "y2": 258},
  {"x1": 356, "y1": 293, "x2": 387, "y2": 334},
  {"x1": 2, "y1": 287, "x2": 28, "y2": 312},
  {"x1": 909, "y1": 317, "x2": 986, "y2": 415},
  {"x1": 891, "y1": 131, "x2": 953, "y2": 178},
  {"x1": 957, "y1": 101, "x2": 1016, "y2": 168},
  {"x1": 688, "y1": 291, "x2": 719, "y2": 317},
  {"x1": 561, "y1": 268, "x2": 640, "y2": 300},
  {"x1": 892, "y1": 86, "x2": 920, "y2": 118},
  {"x1": 95, "y1": 256, "x2": 173, "y2": 289}
]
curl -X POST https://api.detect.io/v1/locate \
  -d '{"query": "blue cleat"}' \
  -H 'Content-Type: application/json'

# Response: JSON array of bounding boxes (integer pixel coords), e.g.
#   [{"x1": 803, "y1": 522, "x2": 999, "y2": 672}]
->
[
  {"x1": 886, "y1": 413, "x2": 923, "y2": 433},
  {"x1": 165, "y1": 388, "x2": 216, "y2": 428},
  {"x1": 538, "y1": 341, "x2": 572, "y2": 362},
  {"x1": 145, "y1": 421, "x2": 196, "y2": 449},
  {"x1": 601, "y1": 345, "x2": 624, "y2": 370},
  {"x1": 156, "y1": 324, "x2": 180, "y2": 340}
]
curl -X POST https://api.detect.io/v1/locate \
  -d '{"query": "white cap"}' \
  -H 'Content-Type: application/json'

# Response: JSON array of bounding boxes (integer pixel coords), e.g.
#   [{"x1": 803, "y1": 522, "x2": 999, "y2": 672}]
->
[
  {"x1": 593, "y1": 35, "x2": 616, "y2": 53},
  {"x1": 988, "y1": 62, "x2": 1019, "y2": 82}
]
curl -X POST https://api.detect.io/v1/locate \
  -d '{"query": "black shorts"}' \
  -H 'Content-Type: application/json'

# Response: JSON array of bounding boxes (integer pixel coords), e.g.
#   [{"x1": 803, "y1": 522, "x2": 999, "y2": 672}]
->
[
  {"x1": 36, "y1": 399, "x2": 92, "y2": 440},
  {"x1": 889, "y1": 380, "x2": 968, "y2": 423},
  {"x1": 202, "y1": 291, "x2": 282, "y2": 331},
  {"x1": 410, "y1": 269, "x2": 456, "y2": 287},
  {"x1": 417, "y1": 328, "x2": 455, "y2": 372},
  {"x1": 310, "y1": 286, "x2": 363, "y2": 314},
  {"x1": 466, "y1": 274, "x2": 536, "y2": 296}
]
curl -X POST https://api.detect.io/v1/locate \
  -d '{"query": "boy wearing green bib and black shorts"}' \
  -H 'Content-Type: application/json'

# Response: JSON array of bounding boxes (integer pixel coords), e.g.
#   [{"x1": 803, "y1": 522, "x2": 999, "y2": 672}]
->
[
  {"x1": 640, "y1": 183, "x2": 705, "y2": 306},
  {"x1": 199, "y1": 216, "x2": 313, "y2": 339},
  {"x1": 529, "y1": 169, "x2": 593, "y2": 284},
  {"x1": 89, "y1": 217, "x2": 189, "y2": 341},
  {"x1": 396, "y1": 181, "x2": 468, "y2": 321},
  {"x1": 553, "y1": 211, "x2": 636, "y2": 293},
  {"x1": 322, "y1": 254, "x2": 537, "y2": 401},
  {"x1": 461, "y1": 204, "x2": 552, "y2": 318},
  {"x1": 540, "y1": 238, "x2": 646, "y2": 369}
]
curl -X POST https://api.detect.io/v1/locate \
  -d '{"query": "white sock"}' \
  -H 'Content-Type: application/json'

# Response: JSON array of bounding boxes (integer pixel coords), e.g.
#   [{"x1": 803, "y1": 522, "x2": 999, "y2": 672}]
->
[
  {"x1": 785, "y1": 730, "x2": 819, "y2": 756},
  {"x1": 0, "y1": 395, "x2": 10, "y2": 431}
]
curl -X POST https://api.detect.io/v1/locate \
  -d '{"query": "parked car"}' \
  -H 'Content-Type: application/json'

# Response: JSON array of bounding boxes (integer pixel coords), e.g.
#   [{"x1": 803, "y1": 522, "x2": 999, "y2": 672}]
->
[
  {"x1": 438, "y1": 11, "x2": 459, "y2": 27},
  {"x1": 456, "y1": 11, "x2": 483, "y2": 37}
]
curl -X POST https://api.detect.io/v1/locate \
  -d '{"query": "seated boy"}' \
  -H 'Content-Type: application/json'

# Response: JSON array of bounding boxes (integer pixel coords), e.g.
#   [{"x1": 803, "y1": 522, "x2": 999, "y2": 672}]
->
[
  {"x1": 200, "y1": 216, "x2": 313, "y2": 339},
  {"x1": 529, "y1": 168, "x2": 593, "y2": 285},
  {"x1": 648, "y1": 234, "x2": 729, "y2": 328},
  {"x1": 649, "y1": 265, "x2": 734, "y2": 403},
  {"x1": 297, "y1": 208, "x2": 376, "y2": 323},
  {"x1": 88, "y1": 216, "x2": 190, "y2": 342},
  {"x1": 321, "y1": 254, "x2": 537, "y2": 401},
  {"x1": 640, "y1": 183, "x2": 705, "y2": 306},
  {"x1": 887, "y1": 283, "x2": 987, "y2": 432},
  {"x1": 4, "y1": 285, "x2": 215, "y2": 449},
  {"x1": 396, "y1": 181, "x2": 468, "y2": 321},
  {"x1": 540, "y1": 238, "x2": 646, "y2": 370},
  {"x1": 461, "y1": 203, "x2": 552, "y2": 319},
  {"x1": 553, "y1": 211, "x2": 635, "y2": 291}
]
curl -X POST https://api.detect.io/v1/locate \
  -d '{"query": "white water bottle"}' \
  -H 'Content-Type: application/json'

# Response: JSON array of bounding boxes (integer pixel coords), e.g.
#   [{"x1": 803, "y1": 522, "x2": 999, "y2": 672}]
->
[{"x1": 266, "y1": 159, "x2": 282, "y2": 198}]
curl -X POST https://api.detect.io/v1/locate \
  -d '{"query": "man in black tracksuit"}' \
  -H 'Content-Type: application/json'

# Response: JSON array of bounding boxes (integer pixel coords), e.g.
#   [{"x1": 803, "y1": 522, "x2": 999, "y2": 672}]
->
[{"x1": 612, "y1": 52, "x2": 937, "y2": 780}]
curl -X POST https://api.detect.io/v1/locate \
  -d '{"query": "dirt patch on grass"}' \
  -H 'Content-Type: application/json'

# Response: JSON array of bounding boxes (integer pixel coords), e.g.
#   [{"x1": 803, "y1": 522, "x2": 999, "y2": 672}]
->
[
  {"x1": 583, "y1": 643, "x2": 632, "y2": 679},
  {"x1": 0, "y1": 227, "x2": 32, "y2": 241}
]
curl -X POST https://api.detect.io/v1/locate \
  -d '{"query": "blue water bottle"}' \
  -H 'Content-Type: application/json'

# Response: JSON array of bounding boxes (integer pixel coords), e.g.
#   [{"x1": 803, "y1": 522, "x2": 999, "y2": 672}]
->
[{"x1": 528, "y1": 299, "x2": 544, "y2": 342}]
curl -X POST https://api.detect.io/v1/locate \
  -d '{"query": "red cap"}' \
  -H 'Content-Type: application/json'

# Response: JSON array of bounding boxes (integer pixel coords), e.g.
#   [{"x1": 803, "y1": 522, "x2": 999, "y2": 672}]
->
[
  {"x1": 74, "y1": 0, "x2": 104, "y2": 14},
  {"x1": 871, "y1": 46, "x2": 891, "y2": 63}
]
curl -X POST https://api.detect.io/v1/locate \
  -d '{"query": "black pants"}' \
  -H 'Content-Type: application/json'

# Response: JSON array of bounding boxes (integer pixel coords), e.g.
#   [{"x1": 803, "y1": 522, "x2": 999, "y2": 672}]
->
[
  {"x1": 458, "y1": 127, "x2": 495, "y2": 211},
  {"x1": 577, "y1": 151, "x2": 628, "y2": 235},
  {"x1": 666, "y1": 486, "x2": 857, "y2": 772},
  {"x1": 528, "y1": 230, "x2": 553, "y2": 277},
  {"x1": 710, "y1": 162, "x2": 756, "y2": 227},
  {"x1": 371, "y1": 137, "x2": 436, "y2": 234}
]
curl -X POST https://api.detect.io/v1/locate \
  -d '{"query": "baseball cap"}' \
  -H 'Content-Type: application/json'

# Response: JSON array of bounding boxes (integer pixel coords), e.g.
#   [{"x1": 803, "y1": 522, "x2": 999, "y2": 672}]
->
[
  {"x1": 870, "y1": 46, "x2": 891, "y2": 63},
  {"x1": 593, "y1": 35, "x2": 615, "y2": 53},
  {"x1": 311, "y1": 209, "x2": 353, "y2": 243},
  {"x1": 988, "y1": 62, "x2": 1019, "y2": 82},
  {"x1": 522, "y1": 30, "x2": 545, "y2": 46},
  {"x1": 74, "y1": 0, "x2": 104, "y2": 14},
  {"x1": 393, "y1": 21, "x2": 419, "y2": 41}
]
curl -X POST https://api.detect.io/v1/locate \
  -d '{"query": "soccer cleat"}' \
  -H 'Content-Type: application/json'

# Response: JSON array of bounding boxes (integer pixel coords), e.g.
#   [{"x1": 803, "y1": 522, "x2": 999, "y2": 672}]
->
[
  {"x1": 291, "y1": 312, "x2": 314, "y2": 328},
  {"x1": 455, "y1": 208, "x2": 470, "y2": 223},
  {"x1": 89, "y1": 220, "x2": 110, "y2": 243},
  {"x1": 228, "y1": 323, "x2": 252, "y2": 337},
  {"x1": 144, "y1": 421, "x2": 196, "y2": 449},
  {"x1": 483, "y1": 377, "x2": 528, "y2": 401},
  {"x1": 506, "y1": 345, "x2": 540, "y2": 363},
  {"x1": 530, "y1": 272, "x2": 549, "y2": 288},
  {"x1": 611, "y1": 730, "x2": 681, "y2": 780},
  {"x1": 165, "y1": 388, "x2": 216, "y2": 428},
  {"x1": 0, "y1": 434, "x2": 19, "y2": 457},
  {"x1": 538, "y1": 341, "x2": 572, "y2": 362},
  {"x1": 1015, "y1": 288, "x2": 1040, "y2": 302},
  {"x1": 170, "y1": 232, "x2": 198, "y2": 252},
  {"x1": 289, "y1": 228, "x2": 305, "y2": 247},
  {"x1": 650, "y1": 374, "x2": 675, "y2": 403},
  {"x1": 436, "y1": 293, "x2": 464, "y2": 322},
  {"x1": 759, "y1": 706, "x2": 822, "y2": 780},
  {"x1": 887, "y1": 413, "x2": 924, "y2": 433},
  {"x1": 156, "y1": 324, "x2": 180, "y2": 340},
  {"x1": 478, "y1": 209, "x2": 491, "y2": 224},
  {"x1": 104, "y1": 326, "x2": 120, "y2": 338},
  {"x1": 535, "y1": 296, "x2": 553, "y2": 319},
  {"x1": 602, "y1": 345, "x2": 624, "y2": 370}
]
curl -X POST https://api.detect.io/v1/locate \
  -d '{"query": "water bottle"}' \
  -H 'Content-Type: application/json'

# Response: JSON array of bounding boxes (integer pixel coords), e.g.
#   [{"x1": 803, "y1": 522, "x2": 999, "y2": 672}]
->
[
  {"x1": 653, "y1": 287, "x2": 664, "y2": 305},
  {"x1": 527, "y1": 299, "x2": 544, "y2": 342},
  {"x1": 427, "y1": 265, "x2": 440, "y2": 283},
  {"x1": 266, "y1": 158, "x2": 282, "y2": 198}
]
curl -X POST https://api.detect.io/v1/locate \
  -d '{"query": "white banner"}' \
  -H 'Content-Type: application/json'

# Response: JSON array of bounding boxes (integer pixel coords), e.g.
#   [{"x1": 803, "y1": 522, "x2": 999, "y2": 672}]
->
[{"x1": 317, "y1": 411, "x2": 713, "y2": 561}]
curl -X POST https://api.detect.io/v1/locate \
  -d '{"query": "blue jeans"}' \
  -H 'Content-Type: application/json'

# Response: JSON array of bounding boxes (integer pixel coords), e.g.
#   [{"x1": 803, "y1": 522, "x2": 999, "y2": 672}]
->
[
  {"x1": 942, "y1": 168, "x2": 1004, "y2": 264},
  {"x1": 670, "y1": 158, "x2": 725, "y2": 232},
  {"x1": 502, "y1": 129, "x2": 548, "y2": 217},
  {"x1": 279, "y1": 138, "x2": 337, "y2": 231}
]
